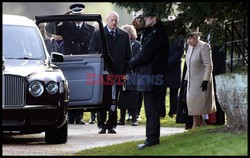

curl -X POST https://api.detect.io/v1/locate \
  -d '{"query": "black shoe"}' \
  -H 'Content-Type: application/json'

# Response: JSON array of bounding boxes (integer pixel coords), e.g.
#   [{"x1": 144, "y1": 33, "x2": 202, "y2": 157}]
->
[
  {"x1": 76, "y1": 120, "x2": 85, "y2": 124},
  {"x1": 117, "y1": 121, "x2": 125, "y2": 125},
  {"x1": 137, "y1": 141, "x2": 159, "y2": 150},
  {"x1": 131, "y1": 121, "x2": 138, "y2": 126},
  {"x1": 108, "y1": 128, "x2": 116, "y2": 134},
  {"x1": 98, "y1": 128, "x2": 106, "y2": 134}
]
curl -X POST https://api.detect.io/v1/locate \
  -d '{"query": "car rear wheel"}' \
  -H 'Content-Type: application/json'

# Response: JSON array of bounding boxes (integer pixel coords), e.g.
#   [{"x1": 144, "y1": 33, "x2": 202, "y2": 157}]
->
[{"x1": 45, "y1": 121, "x2": 68, "y2": 144}]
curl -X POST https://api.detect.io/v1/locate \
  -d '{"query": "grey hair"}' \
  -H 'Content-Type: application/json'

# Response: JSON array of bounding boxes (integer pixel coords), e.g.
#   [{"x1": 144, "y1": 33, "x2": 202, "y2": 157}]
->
[
  {"x1": 106, "y1": 11, "x2": 119, "y2": 21},
  {"x1": 121, "y1": 24, "x2": 137, "y2": 39}
]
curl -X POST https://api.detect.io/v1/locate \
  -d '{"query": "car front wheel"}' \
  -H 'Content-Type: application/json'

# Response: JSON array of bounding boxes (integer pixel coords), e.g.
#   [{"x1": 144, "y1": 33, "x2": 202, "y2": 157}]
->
[{"x1": 45, "y1": 121, "x2": 68, "y2": 144}]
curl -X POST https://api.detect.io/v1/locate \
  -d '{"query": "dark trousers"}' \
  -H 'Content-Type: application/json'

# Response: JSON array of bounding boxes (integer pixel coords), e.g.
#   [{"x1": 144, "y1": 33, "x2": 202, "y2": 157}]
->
[
  {"x1": 68, "y1": 110, "x2": 83, "y2": 122},
  {"x1": 97, "y1": 87, "x2": 118, "y2": 130},
  {"x1": 143, "y1": 91, "x2": 161, "y2": 143},
  {"x1": 128, "y1": 92, "x2": 143, "y2": 117},
  {"x1": 168, "y1": 87, "x2": 179, "y2": 115},
  {"x1": 120, "y1": 108, "x2": 137, "y2": 123},
  {"x1": 97, "y1": 109, "x2": 117, "y2": 129},
  {"x1": 90, "y1": 112, "x2": 96, "y2": 121},
  {"x1": 159, "y1": 86, "x2": 167, "y2": 117},
  {"x1": 137, "y1": 92, "x2": 143, "y2": 116}
]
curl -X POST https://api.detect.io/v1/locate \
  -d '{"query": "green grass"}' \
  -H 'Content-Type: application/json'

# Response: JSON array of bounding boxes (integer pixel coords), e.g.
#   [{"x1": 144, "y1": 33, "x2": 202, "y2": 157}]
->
[{"x1": 76, "y1": 125, "x2": 247, "y2": 156}]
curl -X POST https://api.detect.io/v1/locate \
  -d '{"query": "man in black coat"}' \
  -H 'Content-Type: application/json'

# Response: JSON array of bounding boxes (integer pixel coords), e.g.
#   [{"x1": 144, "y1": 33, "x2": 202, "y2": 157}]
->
[
  {"x1": 46, "y1": 4, "x2": 95, "y2": 55},
  {"x1": 88, "y1": 11, "x2": 132, "y2": 134},
  {"x1": 129, "y1": 14, "x2": 169, "y2": 149}
]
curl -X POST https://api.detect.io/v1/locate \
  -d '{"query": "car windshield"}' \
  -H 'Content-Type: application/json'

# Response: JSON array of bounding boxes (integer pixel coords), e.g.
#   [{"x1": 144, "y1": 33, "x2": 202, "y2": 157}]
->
[{"x1": 3, "y1": 25, "x2": 46, "y2": 60}]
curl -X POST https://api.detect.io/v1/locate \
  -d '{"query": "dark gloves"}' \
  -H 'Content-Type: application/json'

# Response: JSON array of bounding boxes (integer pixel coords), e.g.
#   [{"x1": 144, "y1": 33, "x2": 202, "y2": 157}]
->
[{"x1": 200, "y1": 81, "x2": 209, "y2": 91}]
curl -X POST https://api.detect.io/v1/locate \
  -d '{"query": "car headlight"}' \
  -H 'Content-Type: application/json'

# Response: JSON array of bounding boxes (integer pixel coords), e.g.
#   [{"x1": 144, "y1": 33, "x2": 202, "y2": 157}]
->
[
  {"x1": 29, "y1": 81, "x2": 44, "y2": 97},
  {"x1": 46, "y1": 81, "x2": 59, "y2": 94}
]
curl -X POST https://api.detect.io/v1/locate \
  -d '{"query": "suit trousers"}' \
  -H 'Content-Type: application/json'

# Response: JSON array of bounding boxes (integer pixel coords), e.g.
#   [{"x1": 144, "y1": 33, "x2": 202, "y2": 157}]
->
[
  {"x1": 169, "y1": 87, "x2": 179, "y2": 115},
  {"x1": 68, "y1": 110, "x2": 83, "y2": 122},
  {"x1": 97, "y1": 84, "x2": 117, "y2": 129},
  {"x1": 143, "y1": 90, "x2": 161, "y2": 143}
]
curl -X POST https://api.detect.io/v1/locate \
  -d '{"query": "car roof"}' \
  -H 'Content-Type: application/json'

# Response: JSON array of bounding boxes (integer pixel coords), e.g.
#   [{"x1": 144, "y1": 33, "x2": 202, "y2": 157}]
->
[{"x1": 3, "y1": 14, "x2": 36, "y2": 27}]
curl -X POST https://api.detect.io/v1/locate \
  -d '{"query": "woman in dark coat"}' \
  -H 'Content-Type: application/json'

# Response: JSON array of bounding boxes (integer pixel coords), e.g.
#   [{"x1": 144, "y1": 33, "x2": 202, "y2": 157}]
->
[
  {"x1": 165, "y1": 37, "x2": 184, "y2": 117},
  {"x1": 117, "y1": 24, "x2": 141, "y2": 126}
]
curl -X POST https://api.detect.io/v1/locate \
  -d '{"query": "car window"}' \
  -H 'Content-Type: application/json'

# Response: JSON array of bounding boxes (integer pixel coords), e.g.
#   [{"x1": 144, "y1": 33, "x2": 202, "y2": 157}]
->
[
  {"x1": 39, "y1": 20, "x2": 104, "y2": 55},
  {"x1": 3, "y1": 25, "x2": 45, "y2": 60}
]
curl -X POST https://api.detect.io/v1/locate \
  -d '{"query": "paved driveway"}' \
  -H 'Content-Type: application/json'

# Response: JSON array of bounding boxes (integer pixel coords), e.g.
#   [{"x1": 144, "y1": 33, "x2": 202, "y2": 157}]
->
[{"x1": 3, "y1": 124, "x2": 185, "y2": 156}]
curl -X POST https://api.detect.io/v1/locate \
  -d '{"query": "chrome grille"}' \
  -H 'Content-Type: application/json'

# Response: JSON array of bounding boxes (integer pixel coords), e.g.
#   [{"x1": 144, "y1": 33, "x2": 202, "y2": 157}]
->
[{"x1": 2, "y1": 74, "x2": 27, "y2": 107}]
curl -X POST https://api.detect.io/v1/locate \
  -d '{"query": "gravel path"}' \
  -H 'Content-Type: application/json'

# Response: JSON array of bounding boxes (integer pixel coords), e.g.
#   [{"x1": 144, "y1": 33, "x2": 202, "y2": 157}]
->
[{"x1": 3, "y1": 124, "x2": 185, "y2": 156}]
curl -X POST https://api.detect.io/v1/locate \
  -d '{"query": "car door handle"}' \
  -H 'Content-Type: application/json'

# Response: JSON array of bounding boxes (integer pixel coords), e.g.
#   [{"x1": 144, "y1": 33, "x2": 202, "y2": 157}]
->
[{"x1": 62, "y1": 60, "x2": 88, "y2": 65}]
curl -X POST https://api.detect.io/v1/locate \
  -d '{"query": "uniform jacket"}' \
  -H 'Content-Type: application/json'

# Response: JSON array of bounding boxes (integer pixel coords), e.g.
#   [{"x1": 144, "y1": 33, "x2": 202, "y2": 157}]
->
[
  {"x1": 129, "y1": 21, "x2": 169, "y2": 92},
  {"x1": 185, "y1": 40, "x2": 216, "y2": 115},
  {"x1": 166, "y1": 38, "x2": 184, "y2": 88},
  {"x1": 46, "y1": 22, "x2": 94, "y2": 55}
]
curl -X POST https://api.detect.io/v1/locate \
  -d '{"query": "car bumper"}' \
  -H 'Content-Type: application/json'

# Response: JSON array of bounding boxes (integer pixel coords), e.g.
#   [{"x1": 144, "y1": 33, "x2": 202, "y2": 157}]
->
[{"x1": 2, "y1": 101, "x2": 68, "y2": 133}]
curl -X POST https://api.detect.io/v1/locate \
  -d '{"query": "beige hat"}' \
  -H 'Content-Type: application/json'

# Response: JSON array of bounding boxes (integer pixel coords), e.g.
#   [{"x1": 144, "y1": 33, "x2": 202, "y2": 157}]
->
[
  {"x1": 188, "y1": 32, "x2": 202, "y2": 37},
  {"x1": 188, "y1": 27, "x2": 202, "y2": 37}
]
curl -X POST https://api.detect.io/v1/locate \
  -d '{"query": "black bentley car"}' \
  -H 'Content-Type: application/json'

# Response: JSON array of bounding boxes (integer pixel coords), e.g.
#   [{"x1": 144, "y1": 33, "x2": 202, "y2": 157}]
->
[
  {"x1": 2, "y1": 14, "x2": 69, "y2": 144},
  {"x1": 2, "y1": 14, "x2": 114, "y2": 144}
]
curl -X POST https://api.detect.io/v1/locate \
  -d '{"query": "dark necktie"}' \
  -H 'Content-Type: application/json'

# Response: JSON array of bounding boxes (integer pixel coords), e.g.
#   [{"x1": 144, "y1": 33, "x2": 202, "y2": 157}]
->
[
  {"x1": 110, "y1": 30, "x2": 114, "y2": 37},
  {"x1": 77, "y1": 25, "x2": 80, "y2": 30}
]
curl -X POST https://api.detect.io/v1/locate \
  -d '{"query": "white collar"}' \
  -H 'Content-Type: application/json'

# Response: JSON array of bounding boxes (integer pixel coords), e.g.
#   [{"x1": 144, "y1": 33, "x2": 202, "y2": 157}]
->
[
  {"x1": 75, "y1": 22, "x2": 83, "y2": 28},
  {"x1": 106, "y1": 25, "x2": 116, "y2": 33}
]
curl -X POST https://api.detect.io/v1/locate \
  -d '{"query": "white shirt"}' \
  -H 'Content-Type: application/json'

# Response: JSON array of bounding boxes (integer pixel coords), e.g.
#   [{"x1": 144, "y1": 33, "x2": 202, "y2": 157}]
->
[
  {"x1": 106, "y1": 25, "x2": 116, "y2": 36},
  {"x1": 75, "y1": 22, "x2": 83, "y2": 29}
]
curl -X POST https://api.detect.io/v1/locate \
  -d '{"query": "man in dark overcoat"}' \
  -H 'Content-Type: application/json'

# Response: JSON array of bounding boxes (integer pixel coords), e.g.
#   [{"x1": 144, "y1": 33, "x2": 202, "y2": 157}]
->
[
  {"x1": 129, "y1": 13, "x2": 169, "y2": 149},
  {"x1": 88, "y1": 11, "x2": 132, "y2": 134}
]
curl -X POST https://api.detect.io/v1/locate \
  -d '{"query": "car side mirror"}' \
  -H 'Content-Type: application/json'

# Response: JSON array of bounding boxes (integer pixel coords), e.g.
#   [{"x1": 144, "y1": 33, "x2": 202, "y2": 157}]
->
[{"x1": 51, "y1": 52, "x2": 64, "y2": 62}]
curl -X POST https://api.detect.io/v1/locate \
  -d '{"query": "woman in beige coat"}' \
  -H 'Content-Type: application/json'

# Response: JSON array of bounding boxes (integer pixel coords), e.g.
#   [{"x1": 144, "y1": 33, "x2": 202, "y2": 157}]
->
[{"x1": 185, "y1": 31, "x2": 216, "y2": 129}]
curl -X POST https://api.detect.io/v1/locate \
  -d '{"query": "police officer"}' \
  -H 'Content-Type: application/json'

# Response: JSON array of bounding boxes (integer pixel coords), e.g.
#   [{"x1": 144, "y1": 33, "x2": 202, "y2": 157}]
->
[
  {"x1": 46, "y1": 4, "x2": 95, "y2": 124},
  {"x1": 46, "y1": 4, "x2": 94, "y2": 55}
]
